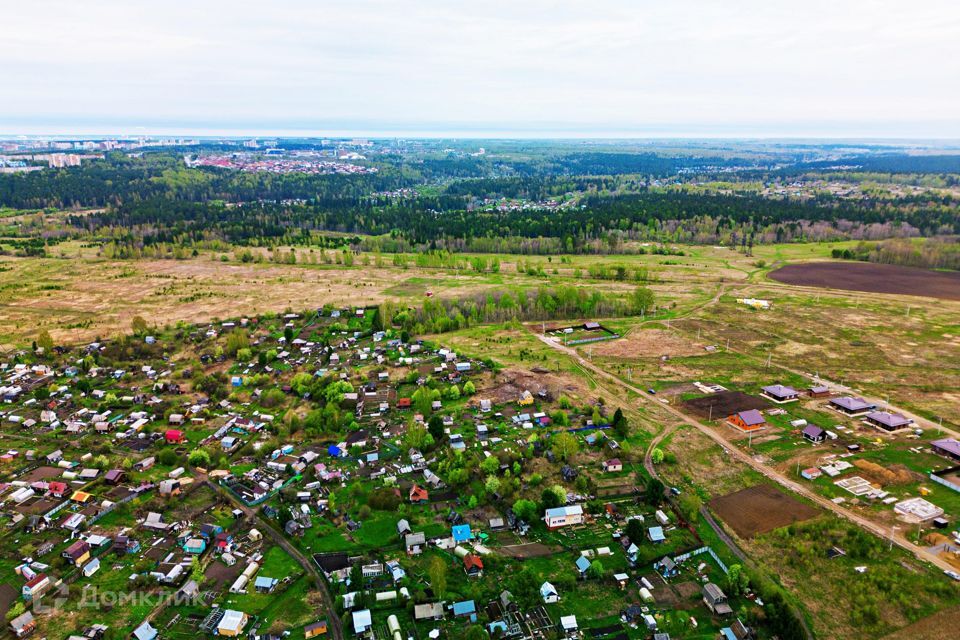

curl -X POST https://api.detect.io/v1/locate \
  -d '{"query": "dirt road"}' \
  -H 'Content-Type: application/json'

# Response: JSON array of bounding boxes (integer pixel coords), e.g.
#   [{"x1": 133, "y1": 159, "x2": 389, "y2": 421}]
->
[
  {"x1": 533, "y1": 330, "x2": 957, "y2": 575},
  {"x1": 205, "y1": 479, "x2": 344, "y2": 640}
]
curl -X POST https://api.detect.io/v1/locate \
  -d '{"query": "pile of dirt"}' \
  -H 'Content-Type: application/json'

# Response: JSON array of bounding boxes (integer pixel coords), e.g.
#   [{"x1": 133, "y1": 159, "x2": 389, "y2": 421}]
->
[
  {"x1": 923, "y1": 532, "x2": 951, "y2": 546},
  {"x1": 853, "y1": 459, "x2": 920, "y2": 486}
]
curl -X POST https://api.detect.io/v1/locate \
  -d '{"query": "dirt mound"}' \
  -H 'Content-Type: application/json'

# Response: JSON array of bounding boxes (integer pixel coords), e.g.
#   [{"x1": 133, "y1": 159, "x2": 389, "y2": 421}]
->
[{"x1": 853, "y1": 459, "x2": 920, "y2": 486}]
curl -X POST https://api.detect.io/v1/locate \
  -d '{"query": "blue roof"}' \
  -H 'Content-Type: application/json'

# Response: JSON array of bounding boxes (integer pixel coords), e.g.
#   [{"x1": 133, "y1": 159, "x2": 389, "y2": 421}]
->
[
  {"x1": 452, "y1": 524, "x2": 473, "y2": 542},
  {"x1": 133, "y1": 622, "x2": 157, "y2": 640},
  {"x1": 648, "y1": 526, "x2": 665, "y2": 542},
  {"x1": 720, "y1": 629, "x2": 737, "y2": 640},
  {"x1": 255, "y1": 576, "x2": 278, "y2": 588},
  {"x1": 575, "y1": 556, "x2": 591, "y2": 572},
  {"x1": 327, "y1": 445, "x2": 341, "y2": 457},
  {"x1": 452, "y1": 600, "x2": 476, "y2": 615},
  {"x1": 488, "y1": 621, "x2": 507, "y2": 634}
]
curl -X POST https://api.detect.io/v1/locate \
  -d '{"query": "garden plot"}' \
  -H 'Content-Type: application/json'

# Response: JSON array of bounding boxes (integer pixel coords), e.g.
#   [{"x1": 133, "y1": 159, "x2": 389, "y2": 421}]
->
[
  {"x1": 709, "y1": 484, "x2": 819, "y2": 538},
  {"x1": 682, "y1": 391, "x2": 772, "y2": 420}
]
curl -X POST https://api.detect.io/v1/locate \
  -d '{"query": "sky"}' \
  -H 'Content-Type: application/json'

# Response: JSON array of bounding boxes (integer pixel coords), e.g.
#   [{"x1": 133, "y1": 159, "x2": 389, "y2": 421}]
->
[{"x1": 2, "y1": 0, "x2": 960, "y2": 138}]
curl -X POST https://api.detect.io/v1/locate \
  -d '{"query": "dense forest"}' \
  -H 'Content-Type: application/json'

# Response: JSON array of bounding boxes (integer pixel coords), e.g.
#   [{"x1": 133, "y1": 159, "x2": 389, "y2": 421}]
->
[{"x1": 1, "y1": 146, "x2": 958, "y2": 255}]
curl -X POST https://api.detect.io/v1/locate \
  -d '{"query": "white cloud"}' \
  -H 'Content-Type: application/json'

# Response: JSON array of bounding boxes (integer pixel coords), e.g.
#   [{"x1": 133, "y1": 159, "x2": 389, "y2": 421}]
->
[{"x1": 1, "y1": 0, "x2": 959, "y2": 136}]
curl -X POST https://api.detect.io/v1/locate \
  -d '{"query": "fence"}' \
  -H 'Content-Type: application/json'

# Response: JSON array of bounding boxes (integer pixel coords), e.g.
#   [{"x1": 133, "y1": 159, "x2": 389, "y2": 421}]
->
[
  {"x1": 672, "y1": 546, "x2": 730, "y2": 575},
  {"x1": 930, "y1": 468, "x2": 960, "y2": 493}
]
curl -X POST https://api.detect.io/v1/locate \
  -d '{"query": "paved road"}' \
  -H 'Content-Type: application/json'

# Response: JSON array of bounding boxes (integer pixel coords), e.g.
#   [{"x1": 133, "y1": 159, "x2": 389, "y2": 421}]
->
[
  {"x1": 205, "y1": 478, "x2": 345, "y2": 640},
  {"x1": 533, "y1": 330, "x2": 957, "y2": 575}
]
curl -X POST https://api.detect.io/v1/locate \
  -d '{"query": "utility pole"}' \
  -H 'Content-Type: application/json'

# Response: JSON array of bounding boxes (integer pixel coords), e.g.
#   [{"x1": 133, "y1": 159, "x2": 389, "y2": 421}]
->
[
  {"x1": 766, "y1": 352, "x2": 771, "y2": 369},
  {"x1": 708, "y1": 404, "x2": 713, "y2": 422}
]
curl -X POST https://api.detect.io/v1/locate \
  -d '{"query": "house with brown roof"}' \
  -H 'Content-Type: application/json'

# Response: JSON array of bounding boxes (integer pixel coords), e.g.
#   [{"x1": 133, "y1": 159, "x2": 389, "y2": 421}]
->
[
  {"x1": 602, "y1": 459, "x2": 622, "y2": 473},
  {"x1": 409, "y1": 485, "x2": 429, "y2": 504},
  {"x1": 463, "y1": 553, "x2": 484, "y2": 576},
  {"x1": 63, "y1": 539, "x2": 91, "y2": 566}
]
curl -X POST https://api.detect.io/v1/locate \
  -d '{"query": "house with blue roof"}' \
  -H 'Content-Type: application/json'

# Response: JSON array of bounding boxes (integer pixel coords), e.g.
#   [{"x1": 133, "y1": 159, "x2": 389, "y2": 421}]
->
[
  {"x1": 451, "y1": 600, "x2": 477, "y2": 622},
  {"x1": 575, "y1": 556, "x2": 591, "y2": 577},
  {"x1": 254, "y1": 576, "x2": 279, "y2": 593},
  {"x1": 452, "y1": 524, "x2": 473, "y2": 543},
  {"x1": 133, "y1": 621, "x2": 158, "y2": 640},
  {"x1": 648, "y1": 526, "x2": 666, "y2": 543},
  {"x1": 540, "y1": 581, "x2": 559, "y2": 603}
]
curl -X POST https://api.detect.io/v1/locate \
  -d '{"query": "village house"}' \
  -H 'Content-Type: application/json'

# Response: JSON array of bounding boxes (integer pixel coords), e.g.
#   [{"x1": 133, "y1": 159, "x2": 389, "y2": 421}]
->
[
  {"x1": 409, "y1": 485, "x2": 429, "y2": 504},
  {"x1": 728, "y1": 409, "x2": 766, "y2": 432},
  {"x1": 63, "y1": 539, "x2": 91, "y2": 566},
  {"x1": 762, "y1": 384, "x2": 800, "y2": 403},
  {"x1": 602, "y1": 458, "x2": 622, "y2": 473},
  {"x1": 9, "y1": 611, "x2": 35, "y2": 638},
  {"x1": 865, "y1": 411, "x2": 913, "y2": 432},
  {"x1": 540, "y1": 582, "x2": 559, "y2": 603},
  {"x1": 932, "y1": 438, "x2": 960, "y2": 462},
  {"x1": 217, "y1": 610, "x2": 248, "y2": 637},
  {"x1": 544, "y1": 505, "x2": 584, "y2": 529},
  {"x1": 702, "y1": 583, "x2": 733, "y2": 616},
  {"x1": 405, "y1": 532, "x2": 426, "y2": 555},
  {"x1": 802, "y1": 425, "x2": 826, "y2": 443},
  {"x1": 463, "y1": 553, "x2": 484, "y2": 577},
  {"x1": 829, "y1": 396, "x2": 875, "y2": 416},
  {"x1": 304, "y1": 621, "x2": 328, "y2": 639}
]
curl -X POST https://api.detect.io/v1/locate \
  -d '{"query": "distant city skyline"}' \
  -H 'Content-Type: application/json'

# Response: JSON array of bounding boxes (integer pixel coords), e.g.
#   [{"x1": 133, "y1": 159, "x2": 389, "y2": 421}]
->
[{"x1": 3, "y1": 1, "x2": 960, "y2": 138}]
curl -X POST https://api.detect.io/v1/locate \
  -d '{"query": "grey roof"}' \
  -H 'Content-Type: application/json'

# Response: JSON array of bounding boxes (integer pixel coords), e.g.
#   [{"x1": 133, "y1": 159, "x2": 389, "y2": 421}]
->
[
  {"x1": 763, "y1": 384, "x2": 798, "y2": 398},
  {"x1": 831, "y1": 396, "x2": 874, "y2": 412},
  {"x1": 735, "y1": 409, "x2": 765, "y2": 425},
  {"x1": 802, "y1": 424, "x2": 825, "y2": 439},
  {"x1": 703, "y1": 582, "x2": 726, "y2": 601},
  {"x1": 932, "y1": 438, "x2": 960, "y2": 457},
  {"x1": 866, "y1": 411, "x2": 911, "y2": 428},
  {"x1": 10, "y1": 611, "x2": 34, "y2": 630}
]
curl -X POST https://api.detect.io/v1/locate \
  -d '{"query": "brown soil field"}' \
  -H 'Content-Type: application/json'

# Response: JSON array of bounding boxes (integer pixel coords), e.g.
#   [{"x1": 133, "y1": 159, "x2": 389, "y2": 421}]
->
[
  {"x1": 769, "y1": 261, "x2": 960, "y2": 301},
  {"x1": 709, "y1": 484, "x2": 819, "y2": 538},
  {"x1": 682, "y1": 391, "x2": 772, "y2": 420},
  {"x1": 205, "y1": 557, "x2": 244, "y2": 589},
  {"x1": 587, "y1": 329, "x2": 706, "y2": 359},
  {"x1": 0, "y1": 583, "x2": 17, "y2": 619},
  {"x1": 880, "y1": 605, "x2": 960, "y2": 640}
]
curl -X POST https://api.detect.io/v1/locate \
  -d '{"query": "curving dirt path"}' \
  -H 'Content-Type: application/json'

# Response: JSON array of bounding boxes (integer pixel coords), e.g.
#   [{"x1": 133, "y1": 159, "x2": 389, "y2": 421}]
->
[{"x1": 532, "y1": 330, "x2": 958, "y2": 575}]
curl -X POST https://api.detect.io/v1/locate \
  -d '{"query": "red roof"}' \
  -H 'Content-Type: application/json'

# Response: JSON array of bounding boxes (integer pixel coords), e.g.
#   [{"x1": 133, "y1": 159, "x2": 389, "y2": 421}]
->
[
  {"x1": 397, "y1": 398, "x2": 412, "y2": 408},
  {"x1": 48, "y1": 481, "x2": 68, "y2": 494},
  {"x1": 463, "y1": 554, "x2": 484, "y2": 571},
  {"x1": 409, "y1": 485, "x2": 429, "y2": 502},
  {"x1": 165, "y1": 429, "x2": 184, "y2": 442},
  {"x1": 25, "y1": 574, "x2": 47, "y2": 588}
]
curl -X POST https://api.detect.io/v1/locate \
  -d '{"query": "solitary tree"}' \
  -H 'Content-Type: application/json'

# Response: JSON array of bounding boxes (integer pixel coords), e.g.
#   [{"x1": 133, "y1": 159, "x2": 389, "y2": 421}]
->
[
  {"x1": 552, "y1": 432, "x2": 579, "y2": 461},
  {"x1": 36, "y1": 329, "x2": 54, "y2": 353},
  {"x1": 131, "y1": 315, "x2": 148, "y2": 336}
]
